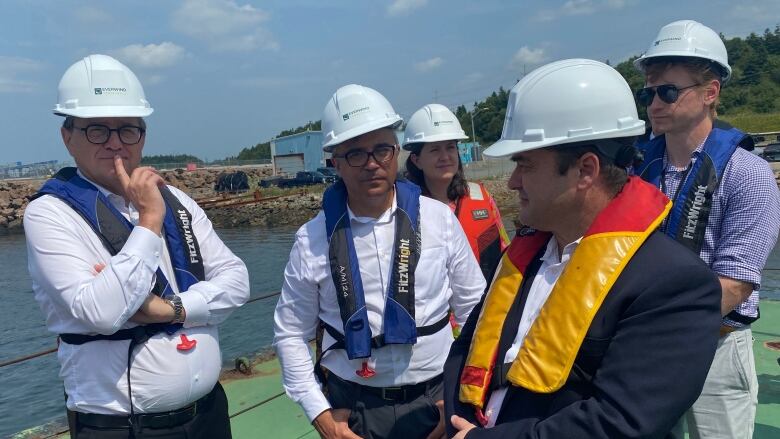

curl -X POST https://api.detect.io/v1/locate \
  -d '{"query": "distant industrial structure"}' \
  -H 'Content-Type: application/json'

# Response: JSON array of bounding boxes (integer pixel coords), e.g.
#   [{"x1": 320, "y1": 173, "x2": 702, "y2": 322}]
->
[
  {"x1": 0, "y1": 160, "x2": 65, "y2": 180},
  {"x1": 270, "y1": 131, "x2": 326, "y2": 176},
  {"x1": 269, "y1": 130, "x2": 483, "y2": 176}
]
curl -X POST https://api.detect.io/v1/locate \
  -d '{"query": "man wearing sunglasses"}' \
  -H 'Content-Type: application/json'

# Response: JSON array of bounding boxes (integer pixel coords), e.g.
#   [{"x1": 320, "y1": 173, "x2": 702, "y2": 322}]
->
[
  {"x1": 273, "y1": 84, "x2": 485, "y2": 439},
  {"x1": 634, "y1": 20, "x2": 780, "y2": 438},
  {"x1": 24, "y1": 54, "x2": 250, "y2": 438}
]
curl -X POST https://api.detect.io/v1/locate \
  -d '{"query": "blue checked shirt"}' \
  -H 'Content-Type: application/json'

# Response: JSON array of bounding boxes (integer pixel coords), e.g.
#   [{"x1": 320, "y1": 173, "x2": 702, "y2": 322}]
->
[{"x1": 660, "y1": 138, "x2": 780, "y2": 327}]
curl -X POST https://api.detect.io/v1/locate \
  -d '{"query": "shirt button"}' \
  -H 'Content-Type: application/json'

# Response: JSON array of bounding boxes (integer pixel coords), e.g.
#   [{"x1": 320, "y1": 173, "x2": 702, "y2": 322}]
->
[{"x1": 154, "y1": 251, "x2": 160, "y2": 258}]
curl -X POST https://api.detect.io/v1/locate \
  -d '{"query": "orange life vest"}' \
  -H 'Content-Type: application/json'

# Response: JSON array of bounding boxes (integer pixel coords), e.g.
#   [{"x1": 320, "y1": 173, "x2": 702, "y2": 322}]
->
[
  {"x1": 459, "y1": 177, "x2": 671, "y2": 425},
  {"x1": 456, "y1": 182, "x2": 510, "y2": 280}
]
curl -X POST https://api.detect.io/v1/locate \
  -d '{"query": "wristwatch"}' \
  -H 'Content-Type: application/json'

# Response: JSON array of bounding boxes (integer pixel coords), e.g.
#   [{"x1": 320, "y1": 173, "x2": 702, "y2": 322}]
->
[{"x1": 166, "y1": 295, "x2": 185, "y2": 324}]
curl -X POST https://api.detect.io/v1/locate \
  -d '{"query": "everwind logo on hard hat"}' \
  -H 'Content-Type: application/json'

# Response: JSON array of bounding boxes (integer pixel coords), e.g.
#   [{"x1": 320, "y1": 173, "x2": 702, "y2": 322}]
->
[
  {"x1": 654, "y1": 37, "x2": 682, "y2": 46},
  {"x1": 342, "y1": 106, "x2": 370, "y2": 121},
  {"x1": 94, "y1": 87, "x2": 127, "y2": 95},
  {"x1": 433, "y1": 120, "x2": 454, "y2": 127}
]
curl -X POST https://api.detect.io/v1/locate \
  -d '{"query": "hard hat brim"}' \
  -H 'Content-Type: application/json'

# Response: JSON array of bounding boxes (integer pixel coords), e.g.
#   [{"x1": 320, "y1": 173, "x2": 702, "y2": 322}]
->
[
  {"x1": 484, "y1": 124, "x2": 645, "y2": 158},
  {"x1": 322, "y1": 116, "x2": 402, "y2": 152},
  {"x1": 633, "y1": 53, "x2": 732, "y2": 83},
  {"x1": 53, "y1": 106, "x2": 154, "y2": 118},
  {"x1": 401, "y1": 132, "x2": 469, "y2": 150}
]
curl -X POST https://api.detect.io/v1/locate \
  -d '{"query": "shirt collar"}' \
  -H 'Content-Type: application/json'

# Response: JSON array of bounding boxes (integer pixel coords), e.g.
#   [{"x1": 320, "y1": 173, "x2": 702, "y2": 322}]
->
[
  {"x1": 542, "y1": 235, "x2": 582, "y2": 265},
  {"x1": 75, "y1": 169, "x2": 130, "y2": 214},
  {"x1": 663, "y1": 134, "x2": 709, "y2": 171},
  {"x1": 76, "y1": 168, "x2": 120, "y2": 199},
  {"x1": 347, "y1": 191, "x2": 398, "y2": 225}
]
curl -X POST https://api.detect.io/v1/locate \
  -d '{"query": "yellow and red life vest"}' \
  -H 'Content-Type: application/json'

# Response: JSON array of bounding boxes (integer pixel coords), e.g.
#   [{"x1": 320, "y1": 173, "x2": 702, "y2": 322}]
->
[{"x1": 458, "y1": 177, "x2": 671, "y2": 423}]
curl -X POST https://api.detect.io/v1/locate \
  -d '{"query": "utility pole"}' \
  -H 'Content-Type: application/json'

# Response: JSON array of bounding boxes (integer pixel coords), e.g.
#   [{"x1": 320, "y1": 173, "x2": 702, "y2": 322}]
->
[{"x1": 470, "y1": 105, "x2": 488, "y2": 161}]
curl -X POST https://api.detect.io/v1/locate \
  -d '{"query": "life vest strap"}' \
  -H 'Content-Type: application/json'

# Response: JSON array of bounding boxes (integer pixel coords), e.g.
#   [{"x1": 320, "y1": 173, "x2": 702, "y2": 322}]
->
[
  {"x1": 59, "y1": 323, "x2": 169, "y2": 345},
  {"x1": 314, "y1": 314, "x2": 450, "y2": 387},
  {"x1": 59, "y1": 323, "x2": 171, "y2": 433},
  {"x1": 489, "y1": 362, "x2": 514, "y2": 391},
  {"x1": 321, "y1": 314, "x2": 450, "y2": 352},
  {"x1": 725, "y1": 308, "x2": 759, "y2": 326}
]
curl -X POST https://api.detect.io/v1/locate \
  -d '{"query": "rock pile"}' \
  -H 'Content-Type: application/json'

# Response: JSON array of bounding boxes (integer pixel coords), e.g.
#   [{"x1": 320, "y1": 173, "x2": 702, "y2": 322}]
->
[
  {"x1": 0, "y1": 180, "x2": 38, "y2": 229},
  {"x1": 1, "y1": 164, "x2": 777, "y2": 233}
]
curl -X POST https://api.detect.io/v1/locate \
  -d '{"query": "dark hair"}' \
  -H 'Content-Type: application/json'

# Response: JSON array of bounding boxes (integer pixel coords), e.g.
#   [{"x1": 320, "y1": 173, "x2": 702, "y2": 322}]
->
[
  {"x1": 554, "y1": 138, "x2": 635, "y2": 195},
  {"x1": 404, "y1": 142, "x2": 468, "y2": 201},
  {"x1": 61, "y1": 116, "x2": 147, "y2": 130},
  {"x1": 641, "y1": 56, "x2": 723, "y2": 117},
  {"x1": 62, "y1": 116, "x2": 75, "y2": 130}
]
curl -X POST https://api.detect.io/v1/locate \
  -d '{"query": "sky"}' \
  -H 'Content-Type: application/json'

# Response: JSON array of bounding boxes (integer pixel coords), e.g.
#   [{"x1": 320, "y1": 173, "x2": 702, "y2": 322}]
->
[{"x1": 1, "y1": 0, "x2": 779, "y2": 164}]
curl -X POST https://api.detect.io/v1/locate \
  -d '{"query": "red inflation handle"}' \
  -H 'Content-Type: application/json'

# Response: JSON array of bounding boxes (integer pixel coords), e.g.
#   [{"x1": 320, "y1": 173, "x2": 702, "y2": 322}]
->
[
  {"x1": 355, "y1": 361, "x2": 376, "y2": 378},
  {"x1": 177, "y1": 334, "x2": 197, "y2": 351}
]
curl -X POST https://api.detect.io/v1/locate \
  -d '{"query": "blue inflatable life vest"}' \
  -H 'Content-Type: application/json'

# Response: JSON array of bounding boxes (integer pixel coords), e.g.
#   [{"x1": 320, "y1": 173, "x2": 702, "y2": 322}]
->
[
  {"x1": 635, "y1": 126, "x2": 745, "y2": 254},
  {"x1": 321, "y1": 179, "x2": 434, "y2": 360},
  {"x1": 36, "y1": 167, "x2": 205, "y2": 334}
]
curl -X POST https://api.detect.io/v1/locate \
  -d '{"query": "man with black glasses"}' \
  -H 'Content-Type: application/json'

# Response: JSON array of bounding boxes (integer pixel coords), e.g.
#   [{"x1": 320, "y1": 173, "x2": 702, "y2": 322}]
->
[
  {"x1": 24, "y1": 54, "x2": 249, "y2": 438},
  {"x1": 634, "y1": 20, "x2": 780, "y2": 438},
  {"x1": 273, "y1": 84, "x2": 485, "y2": 439}
]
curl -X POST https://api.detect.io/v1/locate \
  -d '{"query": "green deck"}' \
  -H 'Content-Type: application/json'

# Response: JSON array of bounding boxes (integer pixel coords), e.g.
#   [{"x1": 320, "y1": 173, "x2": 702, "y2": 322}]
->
[
  {"x1": 15, "y1": 299, "x2": 780, "y2": 438},
  {"x1": 750, "y1": 299, "x2": 780, "y2": 438}
]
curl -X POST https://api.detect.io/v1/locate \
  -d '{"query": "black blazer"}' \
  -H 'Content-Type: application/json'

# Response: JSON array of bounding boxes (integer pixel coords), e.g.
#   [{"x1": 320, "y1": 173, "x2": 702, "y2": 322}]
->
[{"x1": 444, "y1": 232, "x2": 722, "y2": 439}]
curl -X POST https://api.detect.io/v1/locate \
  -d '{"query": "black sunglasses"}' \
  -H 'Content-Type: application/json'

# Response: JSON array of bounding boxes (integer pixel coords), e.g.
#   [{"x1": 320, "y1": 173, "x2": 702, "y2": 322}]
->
[{"x1": 635, "y1": 83, "x2": 700, "y2": 106}]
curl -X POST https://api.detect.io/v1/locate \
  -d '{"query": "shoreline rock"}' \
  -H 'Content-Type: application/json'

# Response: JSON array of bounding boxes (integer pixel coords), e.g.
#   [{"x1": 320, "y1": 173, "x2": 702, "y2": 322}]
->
[{"x1": 2, "y1": 165, "x2": 778, "y2": 234}]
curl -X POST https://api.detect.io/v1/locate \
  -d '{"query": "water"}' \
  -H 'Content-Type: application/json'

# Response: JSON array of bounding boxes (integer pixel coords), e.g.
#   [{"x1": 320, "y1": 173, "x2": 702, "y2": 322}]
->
[
  {"x1": 1, "y1": 226, "x2": 779, "y2": 437},
  {"x1": 0, "y1": 226, "x2": 298, "y2": 438}
]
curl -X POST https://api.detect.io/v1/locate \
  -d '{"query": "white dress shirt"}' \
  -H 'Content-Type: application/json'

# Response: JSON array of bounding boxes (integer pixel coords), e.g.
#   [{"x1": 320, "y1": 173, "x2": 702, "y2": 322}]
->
[
  {"x1": 273, "y1": 195, "x2": 486, "y2": 422},
  {"x1": 484, "y1": 236, "x2": 581, "y2": 427},
  {"x1": 24, "y1": 171, "x2": 249, "y2": 414}
]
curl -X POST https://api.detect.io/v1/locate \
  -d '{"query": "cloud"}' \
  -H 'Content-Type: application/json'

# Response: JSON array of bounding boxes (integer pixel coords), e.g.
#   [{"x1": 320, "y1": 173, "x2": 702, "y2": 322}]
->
[
  {"x1": 534, "y1": 0, "x2": 629, "y2": 22},
  {"x1": 113, "y1": 42, "x2": 186, "y2": 69},
  {"x1": 0, "y1": 56, "x2": 44, "y2": 93},
  {"x1": 172, "y1": 0, "x2": 278, "y2": 51},
  {"x1": 511, "y1": 46, "x2": 548, "y2": 67},
  {"x1": 414, "y1": 57, "x2": 444, "y2": 72},
  {"x1": 387, "y1": 0, "x2": 428, "y2": 16}
]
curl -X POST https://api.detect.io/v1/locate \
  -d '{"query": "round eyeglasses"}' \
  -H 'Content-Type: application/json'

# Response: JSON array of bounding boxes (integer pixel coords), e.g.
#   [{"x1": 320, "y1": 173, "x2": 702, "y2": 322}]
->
[
  {"x1": 75, "y1": 124, "x2": 145, "y2": 145},
  {"x1": 635, "y1": 83, "x2": 700, "y2": 107},
  {"x1": 333, "y1": 144, "x2": 397, "y2": 167}
]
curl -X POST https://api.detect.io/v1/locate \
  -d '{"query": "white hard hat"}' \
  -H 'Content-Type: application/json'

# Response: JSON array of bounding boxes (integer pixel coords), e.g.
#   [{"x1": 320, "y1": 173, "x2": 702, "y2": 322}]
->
[
  {"x1": 484, "y1": 59, "x2": 645, "y2": 158},
  {"x1": 54, "y1": 54, "x2": 153, "y2": 118},
  {"x1": 321, "y1": 84, "x2": 402, "y2": 151},
  {"x1": 634, "y1": 20, "x2": 731, "y2": 83},
  {"x1": 402, "y1": 103, "x2": 468, "y2": 150}
]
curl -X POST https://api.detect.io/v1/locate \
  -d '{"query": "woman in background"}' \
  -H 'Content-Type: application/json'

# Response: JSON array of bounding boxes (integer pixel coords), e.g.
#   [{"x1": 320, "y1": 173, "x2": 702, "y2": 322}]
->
[{"x1": 404, "y1": 103, "x2": 510, "y2": 282}]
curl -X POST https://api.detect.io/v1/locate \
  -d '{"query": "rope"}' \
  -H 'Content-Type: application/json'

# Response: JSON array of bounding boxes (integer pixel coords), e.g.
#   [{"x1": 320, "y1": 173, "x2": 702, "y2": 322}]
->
[
  {"x1": 0, "y1": 291, "x2": 281, "y2": 369},
  {"x1": 0, "y1": 346, "x2": 58, "y2": 368}
]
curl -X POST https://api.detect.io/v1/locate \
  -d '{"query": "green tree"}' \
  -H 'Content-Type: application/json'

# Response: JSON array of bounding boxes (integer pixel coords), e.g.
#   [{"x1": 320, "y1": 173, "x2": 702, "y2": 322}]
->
[{"x1": 142, "y1": 154, "x2": 203, "y2": 165}]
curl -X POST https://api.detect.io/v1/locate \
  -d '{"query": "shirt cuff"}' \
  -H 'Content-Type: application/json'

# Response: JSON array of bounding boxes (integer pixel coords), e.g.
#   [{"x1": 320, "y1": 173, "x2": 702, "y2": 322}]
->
[
  {"x1": 300, "y1": 388, "x2": 332, "y2": 423},
  {"x1": 124, "y1": 225, "x2": 162, "y2": 271},
  {"x1": 178, "y1": 283, "x2": 210, "y2": 327}
]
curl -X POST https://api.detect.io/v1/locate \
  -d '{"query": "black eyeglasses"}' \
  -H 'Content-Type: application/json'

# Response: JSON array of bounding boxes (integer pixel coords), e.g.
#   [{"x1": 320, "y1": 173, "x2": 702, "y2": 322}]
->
[
  {"x1": 333, "y1": 144, "x2": 397, "y2": 167},
  {"x1": 635, "y1": 83, "x2": 700, "y2": 106},
  {"x1": 75, "y1": 124, "x2": 145, "y2": 145}
]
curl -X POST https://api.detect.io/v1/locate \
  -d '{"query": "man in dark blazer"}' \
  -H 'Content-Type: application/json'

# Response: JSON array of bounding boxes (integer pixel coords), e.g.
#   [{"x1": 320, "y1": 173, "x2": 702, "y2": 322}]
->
[{"x1": 444, "y1": 59, "x2": 722, "y2": 439}]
